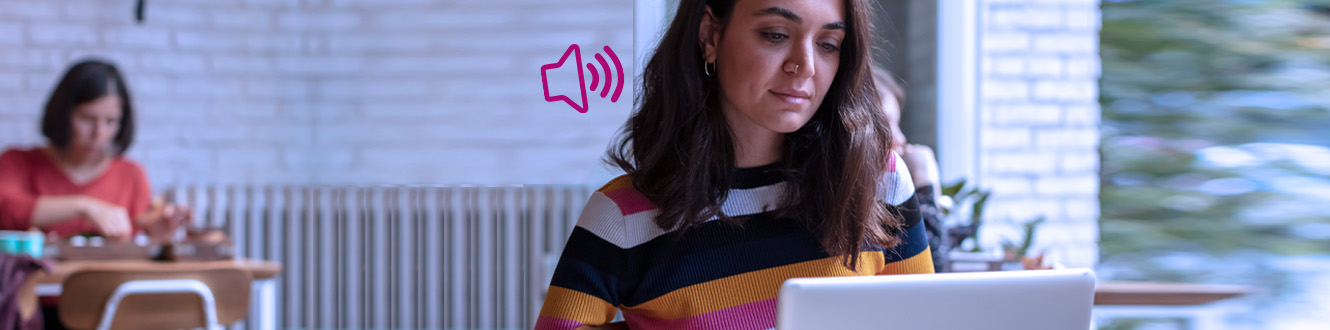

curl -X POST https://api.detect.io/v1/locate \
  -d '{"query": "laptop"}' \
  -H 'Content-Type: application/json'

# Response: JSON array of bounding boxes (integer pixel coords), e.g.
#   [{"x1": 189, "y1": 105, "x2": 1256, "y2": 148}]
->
[{"x1": 777, "y1": 269, "x2": 1097, "y2": 330}]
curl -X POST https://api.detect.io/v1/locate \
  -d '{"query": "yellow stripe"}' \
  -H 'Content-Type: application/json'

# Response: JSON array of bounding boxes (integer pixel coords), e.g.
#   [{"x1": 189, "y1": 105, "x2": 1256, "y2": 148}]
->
[
  {"x1": 623, "y1": 251, "x2": 885, "y2": 319},
  {"x1": 597, "y1": 175, "x2": 633, "y2": 193},
  {"x1": 878, "y1": 247, "x2": 934, "y2": 275},
  {"x1": 539, "y1": 286, "x2": 619, "y2": 325}
]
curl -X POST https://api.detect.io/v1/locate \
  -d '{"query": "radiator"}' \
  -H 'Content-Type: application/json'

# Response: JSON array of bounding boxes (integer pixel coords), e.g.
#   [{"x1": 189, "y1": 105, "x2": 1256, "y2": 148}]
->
[{"x1": 165, "y1": 185, "x2": 594, "y2": 330}]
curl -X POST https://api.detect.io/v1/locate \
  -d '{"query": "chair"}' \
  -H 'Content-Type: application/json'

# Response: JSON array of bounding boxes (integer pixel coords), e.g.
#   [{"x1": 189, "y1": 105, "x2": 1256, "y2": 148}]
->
[{"x1": 57, "y1": 265, "x2": 251, "y2": 330}]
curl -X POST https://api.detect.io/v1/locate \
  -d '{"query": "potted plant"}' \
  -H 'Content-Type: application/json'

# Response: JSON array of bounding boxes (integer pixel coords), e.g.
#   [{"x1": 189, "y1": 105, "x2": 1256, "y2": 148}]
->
[
  {"x1": 938, "y1": 179, "x2": 1003, "y2": 271},
  {"x1": 940, "y1": 180, "x2": 1052, "y2": 271},
  {"x1": 1002, "y1": 217, "x2": 1052, "y2": 270}
]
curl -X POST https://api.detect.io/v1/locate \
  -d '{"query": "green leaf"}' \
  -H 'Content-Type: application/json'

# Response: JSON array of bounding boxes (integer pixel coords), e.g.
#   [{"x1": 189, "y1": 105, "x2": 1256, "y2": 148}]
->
[
  {"x1": 970, "y1": 192, "x2": 991, "y2": 228},
  {"x1": 941, "y1": 179, "x2": 966, "y2": 197}
]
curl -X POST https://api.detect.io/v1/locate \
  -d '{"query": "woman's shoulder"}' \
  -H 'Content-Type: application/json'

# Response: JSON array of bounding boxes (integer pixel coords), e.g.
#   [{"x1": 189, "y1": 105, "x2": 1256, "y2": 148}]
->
[
  {"x1": 0, "y1": 147, "x2": 47, "y2": 168},
  {"x1": 588, "y1": 174, "x2": 655, "y2": 215},
  {"x1": 877, "y1": 150, "x2": 916, "y2": 206},
  {"x1": 1, "y1": 147, "x2": 42, "y2": 159},
  {"x1": 595, "y1": 174, "x2": 635, "y2": 194},
  {"x1": 576, "y1": 174, "x2": 664, "y2": 247}
]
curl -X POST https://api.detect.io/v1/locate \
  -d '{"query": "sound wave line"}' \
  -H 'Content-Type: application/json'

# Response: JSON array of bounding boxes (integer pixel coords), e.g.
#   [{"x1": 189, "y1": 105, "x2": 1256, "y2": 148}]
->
[
  {"x1": 595, "y1": 53, "x2": 612, "y2": 99},
  {"x1": 604, "y1": 46, "x2": 624, "y2": 103},
  {"x1": 587, "y1": 63, "x2": 599, "y2": 91}
]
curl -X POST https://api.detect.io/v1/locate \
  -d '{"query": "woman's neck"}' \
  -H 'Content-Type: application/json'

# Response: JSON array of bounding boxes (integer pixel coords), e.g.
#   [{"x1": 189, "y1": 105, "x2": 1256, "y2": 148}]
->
[
  {"x1": 44, "y1": 146, "x2": 113, "y2": 186},
  {"x1": 724, "y1": 111, "x2": 784, "y2": 168},
  {"x1": 46, "y1": 146, "x2": 109, "y2": 170},
  {"x1": 733, "y1": 133, "x2": 782, "y2": 168}
]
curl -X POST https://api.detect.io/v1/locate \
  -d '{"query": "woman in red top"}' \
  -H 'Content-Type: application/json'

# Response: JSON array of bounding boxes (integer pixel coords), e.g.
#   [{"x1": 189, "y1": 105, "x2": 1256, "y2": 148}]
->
[{"x1": 0, "y1": 59, "x2": 186, "y2": 242}]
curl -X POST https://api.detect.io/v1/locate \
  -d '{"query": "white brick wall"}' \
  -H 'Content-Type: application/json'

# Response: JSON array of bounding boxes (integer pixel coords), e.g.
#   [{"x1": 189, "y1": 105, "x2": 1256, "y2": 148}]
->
[
  {"x1": 1, "y1": 0, "x2": 1100, "y2": 268},
  {"x1": 0, "y1": 0, "x2": 634, "y2": 189},
  {"x1": 977, "y1": 0, "x2": 1102, "y2": 268}
]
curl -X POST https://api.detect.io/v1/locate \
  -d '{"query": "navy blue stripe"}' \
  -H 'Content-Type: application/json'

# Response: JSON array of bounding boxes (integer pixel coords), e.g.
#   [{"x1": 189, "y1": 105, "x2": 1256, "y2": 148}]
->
[
  {"x1": 730, "y1": 163, "x2": 786, "y2": 189},
  {"x1": 882, "y1": 193, "x2": 929, "y2": 263},
  {"x1": 886, "y1": 193, "x2": 923, "y2": 229},
  {"x1": 549, "y1": 216, "x2": 825, "y2": 307},
  {"x1": 548, "y1": 227, "x2": 632, "y2": 305},
  {"x1": 549, "y1": 257, "x2": 625, "y2": 305},
  {"x1": 883, "y1": 215, "x2": 930, "y2": 263},
  {"x1": 622, "y1": 214, "x2": 831, "y2": 306}
]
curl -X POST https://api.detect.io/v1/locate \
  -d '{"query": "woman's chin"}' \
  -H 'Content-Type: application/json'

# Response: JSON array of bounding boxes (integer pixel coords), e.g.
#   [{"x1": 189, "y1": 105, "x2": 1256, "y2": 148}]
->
[
  {"x1": 766, "y1": 113, "x2": 815, "y2": 133},
  {"x1": 763, "y1": 120, "x2": 812, "y2": 134}
]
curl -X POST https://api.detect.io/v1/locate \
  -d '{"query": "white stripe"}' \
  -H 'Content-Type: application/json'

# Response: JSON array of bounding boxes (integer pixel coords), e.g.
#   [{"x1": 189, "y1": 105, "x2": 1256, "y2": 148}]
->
[
  {"x1": 880, "y1": 152, "x2": 916, "y2": 206},
  {"x1": 622, "y1": 209, "x2": 666, "y2": 248},
  {"x1": 711, "y1": 182, "x2": 788, "y2": 220},
  {"x1": 574, "y1": 192, "x2": 629, "y2": 247},
  {"x1": 579, "y1": 163, "x2": 914, "y2": 250},
  {"x1": 574, "y1": 183, "x2": 789, "y2": 249}
]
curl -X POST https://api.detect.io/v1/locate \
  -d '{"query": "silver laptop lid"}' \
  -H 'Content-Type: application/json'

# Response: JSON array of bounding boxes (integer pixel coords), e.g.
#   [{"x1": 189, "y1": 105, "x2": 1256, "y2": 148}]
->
[{"x1": 777, "y1": 269, "x2": 1097, "y2": 330}]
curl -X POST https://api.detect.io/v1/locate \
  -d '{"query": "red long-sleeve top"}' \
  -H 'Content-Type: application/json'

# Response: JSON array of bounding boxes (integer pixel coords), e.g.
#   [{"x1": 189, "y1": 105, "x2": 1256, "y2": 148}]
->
[{"x1": 0, "y1": 148, "x2": 150, "y2": 237}]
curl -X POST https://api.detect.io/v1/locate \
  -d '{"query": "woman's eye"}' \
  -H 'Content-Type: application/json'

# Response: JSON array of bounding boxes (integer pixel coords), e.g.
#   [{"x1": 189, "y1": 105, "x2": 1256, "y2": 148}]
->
[
  {"x1": 820, "y1": 42, "x2": 841, "y2": 53},
  {"x1": 761, "y1": 32, "x2": 789, "y2": 42}
]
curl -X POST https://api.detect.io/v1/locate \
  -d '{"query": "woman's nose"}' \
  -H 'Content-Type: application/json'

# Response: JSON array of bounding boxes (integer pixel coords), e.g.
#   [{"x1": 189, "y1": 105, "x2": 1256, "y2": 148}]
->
[{"x1": 787, "y1": 44, "x2": 815, "y2": 78}]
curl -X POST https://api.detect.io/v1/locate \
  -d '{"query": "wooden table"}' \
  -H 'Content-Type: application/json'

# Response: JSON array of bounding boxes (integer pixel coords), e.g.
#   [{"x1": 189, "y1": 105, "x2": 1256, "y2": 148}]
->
[
  {"x1": 1096, "y1": 281, "x2": 1250, "y2": 306},
  {"x1": 1094, "y1": 281, "x2": 1252, "y2": 330},
  {"x1": 31, "y1": 259, "x2": 283, "y2": 330},
  {"x1": 34, "y1": 259, "x2": 282, "y2": 285}
]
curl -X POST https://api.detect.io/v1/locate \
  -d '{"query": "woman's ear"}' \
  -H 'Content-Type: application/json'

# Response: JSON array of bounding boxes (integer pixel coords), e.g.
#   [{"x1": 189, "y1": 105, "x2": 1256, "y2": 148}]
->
[{"x1": 698, "y1": 6, "x2": 720, "y2": 63}]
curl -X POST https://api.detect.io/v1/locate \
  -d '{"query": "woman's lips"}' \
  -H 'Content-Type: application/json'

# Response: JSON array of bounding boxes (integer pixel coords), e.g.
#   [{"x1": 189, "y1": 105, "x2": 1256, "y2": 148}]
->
[{"x1": 770, "y1": 89, "x2": 811, "y2": 104}]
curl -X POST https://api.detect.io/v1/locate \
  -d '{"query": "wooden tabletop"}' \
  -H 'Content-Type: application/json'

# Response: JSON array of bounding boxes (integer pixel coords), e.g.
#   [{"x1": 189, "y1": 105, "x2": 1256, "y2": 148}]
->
[
  {"x1": 35, "y1": 258, "x2": 282, "y2": 285},
  {"x1": 1095, "y1": 281, "x2": 1251, "y2": 306}
]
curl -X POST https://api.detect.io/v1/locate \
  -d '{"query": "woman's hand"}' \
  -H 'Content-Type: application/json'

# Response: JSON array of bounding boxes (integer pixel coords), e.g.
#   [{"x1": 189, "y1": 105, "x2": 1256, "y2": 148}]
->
[
  {"x1": 77, "y1": 197, "x2": 133, "y2": 242},
  {"x1": 899, "y1": 144, "x2": 941, "y2": 189},
  {"x1": 137, "y1": 198, "x2": 192, "y2": 242}
]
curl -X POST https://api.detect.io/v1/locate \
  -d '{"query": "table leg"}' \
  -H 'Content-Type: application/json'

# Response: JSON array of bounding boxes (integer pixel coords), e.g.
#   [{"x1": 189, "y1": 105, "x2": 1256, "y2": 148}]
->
[
  {"x1": 253, "y1": 278, "x2": 277, "y2": 330},
  {"x1": 35, "y1": 283, "x2": 61, "y2": 296}
]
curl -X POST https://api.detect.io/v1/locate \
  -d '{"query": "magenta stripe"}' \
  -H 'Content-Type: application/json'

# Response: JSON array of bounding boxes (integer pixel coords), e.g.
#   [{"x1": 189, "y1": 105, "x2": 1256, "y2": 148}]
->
[
  {"x1": 886, "y1": 150, "x2": 898, "y2": 173},
  {"x1": 534, "y1": 316, "x2": 585, "y2": 330},
  {"x1": 603, "y1": 187, "x2": 655, "y2": 215},
  {"x1": 623, "y1": 298, "x2": 777, "y2": 330}
]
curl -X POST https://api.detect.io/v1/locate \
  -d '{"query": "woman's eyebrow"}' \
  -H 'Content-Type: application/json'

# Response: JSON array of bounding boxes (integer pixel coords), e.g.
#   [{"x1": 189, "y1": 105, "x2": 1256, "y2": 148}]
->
[
  {"x1": 754, "y1": 7, "x2": 802, "y2": 23},
  {"x1": 753, "y1": 7, "x2": 844, "y2": 30}
]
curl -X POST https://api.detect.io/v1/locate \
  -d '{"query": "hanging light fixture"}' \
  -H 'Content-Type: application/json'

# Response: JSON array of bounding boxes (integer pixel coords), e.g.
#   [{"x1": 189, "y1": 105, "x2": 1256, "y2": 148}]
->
[{"x1": 135, "y1": 0, "x2": 146, "y2": 23}]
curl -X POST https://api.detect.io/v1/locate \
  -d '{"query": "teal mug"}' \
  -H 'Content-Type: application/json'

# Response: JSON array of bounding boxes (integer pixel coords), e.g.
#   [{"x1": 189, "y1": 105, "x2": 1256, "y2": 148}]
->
[{"x1": 0, "y1": 230, "x2": 44, "y2": 257}]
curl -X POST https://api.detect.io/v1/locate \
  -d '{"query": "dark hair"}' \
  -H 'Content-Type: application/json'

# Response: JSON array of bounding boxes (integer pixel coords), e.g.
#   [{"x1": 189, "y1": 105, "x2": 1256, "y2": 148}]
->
[
  {"x1": 42, "y1": 59, "x2": 136, "y2": 155},
  {"x1": 608, "y1": 0, "x2": 900, "y2": 269},
  {"x1": 871, "y1": 65, "x2": 906, "y2": 109}
]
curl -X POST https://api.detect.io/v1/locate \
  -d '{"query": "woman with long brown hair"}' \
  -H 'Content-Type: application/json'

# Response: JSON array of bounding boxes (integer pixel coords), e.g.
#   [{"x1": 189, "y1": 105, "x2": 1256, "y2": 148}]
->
[{"x1": 536, "y1": 0, "x2": 933, "y2": 329}]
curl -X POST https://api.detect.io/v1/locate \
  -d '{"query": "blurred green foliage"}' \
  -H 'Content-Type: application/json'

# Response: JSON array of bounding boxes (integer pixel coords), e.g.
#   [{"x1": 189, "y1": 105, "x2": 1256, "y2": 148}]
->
[{"x1": 1101, "y1": 0, "x2": 1330, "y2": 327}]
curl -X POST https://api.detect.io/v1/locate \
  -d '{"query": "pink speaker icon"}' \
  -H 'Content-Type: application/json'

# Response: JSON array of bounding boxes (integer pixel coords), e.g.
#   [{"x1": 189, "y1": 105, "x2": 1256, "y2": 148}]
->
[{"x1": 541, "y1": 44, "x2": 624, "y2": 113}]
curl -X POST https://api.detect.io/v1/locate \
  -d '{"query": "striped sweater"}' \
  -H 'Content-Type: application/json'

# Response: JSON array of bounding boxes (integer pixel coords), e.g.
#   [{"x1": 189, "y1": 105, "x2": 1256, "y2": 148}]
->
[{"x1": 536, "y1": 152, "x2": 934, "y2": 330}]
